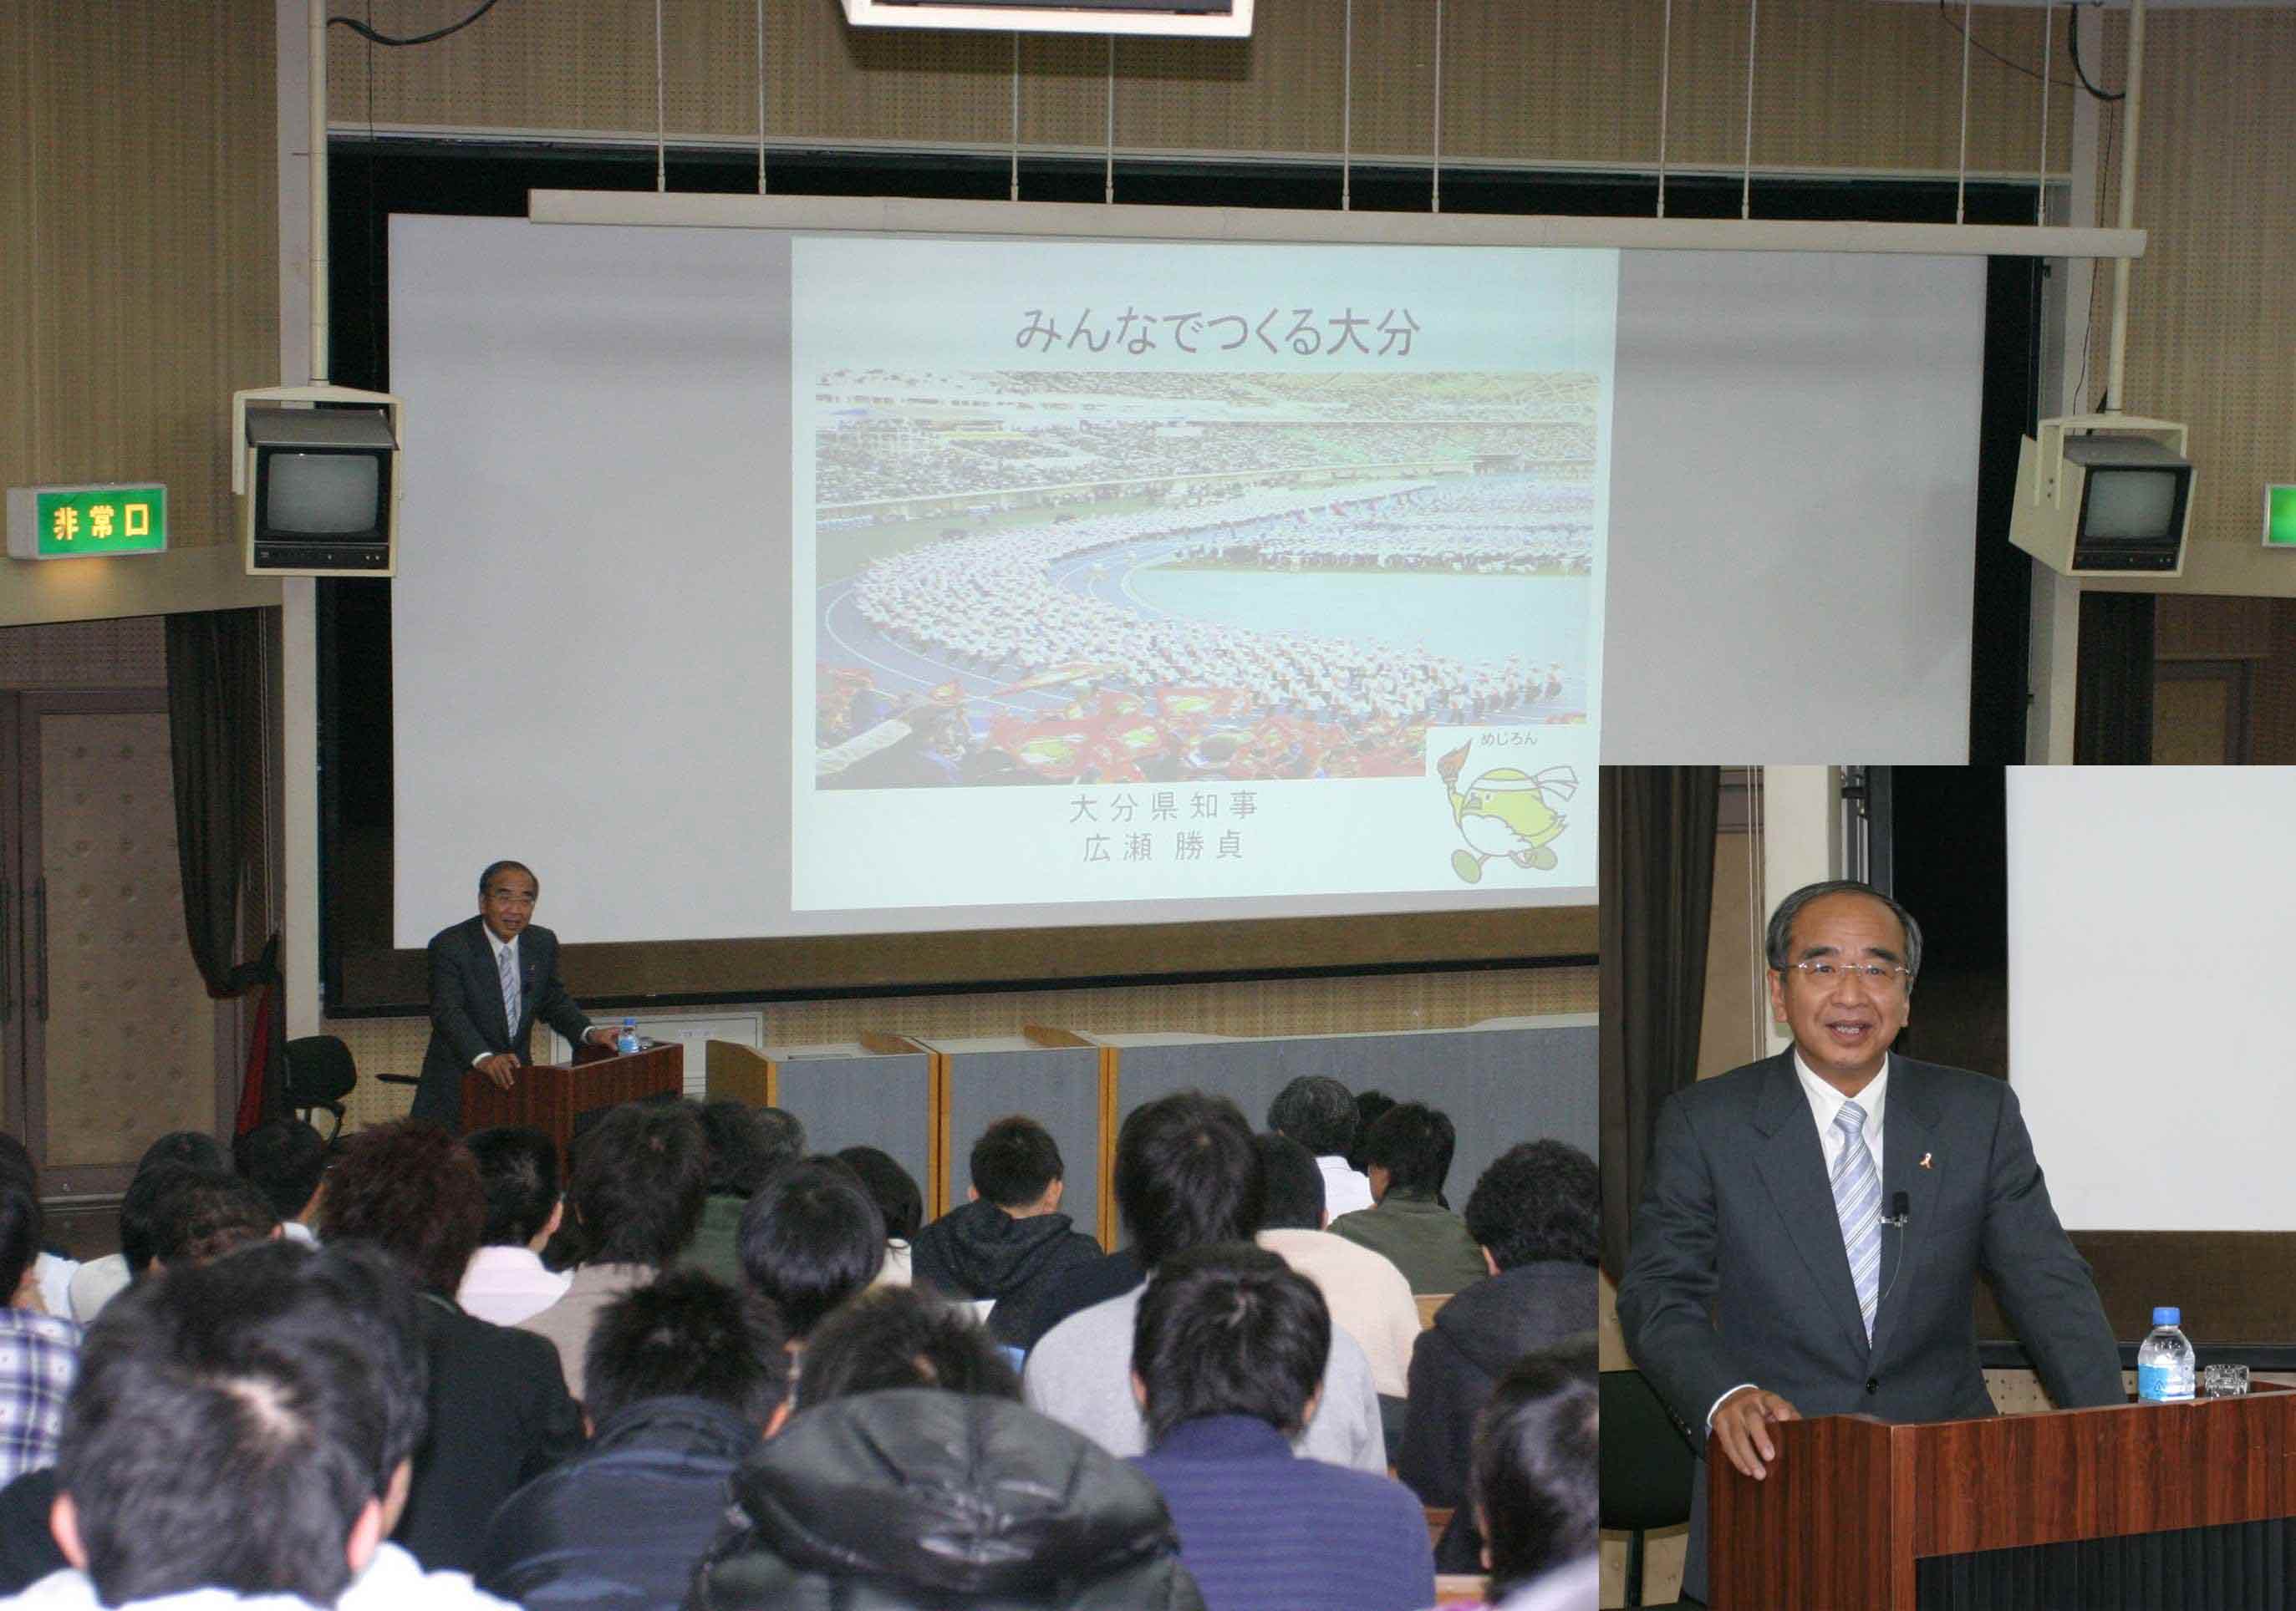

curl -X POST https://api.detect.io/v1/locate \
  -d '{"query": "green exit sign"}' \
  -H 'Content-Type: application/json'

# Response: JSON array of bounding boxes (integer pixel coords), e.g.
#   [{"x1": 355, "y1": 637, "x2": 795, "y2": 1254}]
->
[
  {"x1": 7, "y1": 483, "x2": 168, "y2": 560},
  {"x1": 2267, "y1": 485, "x2": 2296, "y2": 548}
]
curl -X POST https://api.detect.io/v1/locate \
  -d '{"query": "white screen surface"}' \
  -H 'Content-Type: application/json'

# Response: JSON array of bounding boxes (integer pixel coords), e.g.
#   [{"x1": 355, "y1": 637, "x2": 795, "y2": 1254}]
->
[
  {"x1": 2007, "y1": 766, "x2": 2296, "y2": 1232},
  {"x1": 389, "y1": 216, "x2": 1982, "y2": 946}
]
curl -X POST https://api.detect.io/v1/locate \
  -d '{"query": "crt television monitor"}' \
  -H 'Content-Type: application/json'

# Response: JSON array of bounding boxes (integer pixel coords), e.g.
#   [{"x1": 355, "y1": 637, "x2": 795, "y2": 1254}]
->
[
  {"x1": 246, "y1": 404, "x2": 396, "y2": 572},
  {"x1": 2067, "y1": 439, "x2": 2191, "y2": 573}
]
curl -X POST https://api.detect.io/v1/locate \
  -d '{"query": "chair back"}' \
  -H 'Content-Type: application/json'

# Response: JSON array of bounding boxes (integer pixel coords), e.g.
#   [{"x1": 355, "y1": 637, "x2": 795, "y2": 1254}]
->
[
  {"x1": 283, "y1": 1034, "x2": 358, "y2": 1105},
  {"x1": 1415, "y1": 1293, "x2": 1451, "y2": 1329},
  {"x1": 1598, "y1": 1367, "x2": 1696, "y2": 1533}
]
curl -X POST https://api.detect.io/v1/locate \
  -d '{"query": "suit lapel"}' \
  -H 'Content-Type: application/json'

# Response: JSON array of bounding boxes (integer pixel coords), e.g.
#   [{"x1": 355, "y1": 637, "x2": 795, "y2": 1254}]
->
[
  {"x1": 467, "y1": 918, "x2": 515, "y2": 1044},
  {"x1": 1748, "y1": 1051, "x2": 1872, "y2": 1365},
  {"x1": 1869, "y1": 1058, "x2": 1944, "y2": 1365}
]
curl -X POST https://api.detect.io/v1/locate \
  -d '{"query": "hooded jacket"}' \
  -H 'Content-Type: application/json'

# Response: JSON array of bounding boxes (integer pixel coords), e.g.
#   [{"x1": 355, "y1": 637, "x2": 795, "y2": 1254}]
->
[
  {"x1": 908, "y1": 1201, "x2": 1102, "y2": 1346},
  {"x1": 685, "y1": 1390, "x2": 1204, "y2": 1611},
  {"x1": 1393, "y1": 1261, "x2": 1599, "y2": 1571}
]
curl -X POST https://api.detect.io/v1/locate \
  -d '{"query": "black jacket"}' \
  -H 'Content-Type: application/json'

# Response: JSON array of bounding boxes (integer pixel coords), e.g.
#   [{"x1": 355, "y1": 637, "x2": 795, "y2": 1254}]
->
[
  {"x1": 396, "y1": 1292, "x2": 588, "y2": 1574},
  {"x1": 686, "y1": 1389, "x2": 1204, "y2": 1611},
  {"x1": 1395, "y1": 1262, "x2": 1599, "y2": 1570},
  {"x1": 1012, "y1": 1247, "x2": 1145, "y2": 1353},
  {"x1": 909, "y1": 1201, "x2": 1103, "y2": 1346},
  {"x1": 480, "y1": 1395, "x2": 761, "y2": 1610}
]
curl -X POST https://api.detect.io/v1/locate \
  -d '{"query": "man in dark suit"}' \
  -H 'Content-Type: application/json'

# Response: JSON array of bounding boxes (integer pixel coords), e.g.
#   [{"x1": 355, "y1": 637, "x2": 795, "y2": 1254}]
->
[
  {"x1": 414, "y1": 861, "x2": 613, "y2": 1131},
  {"x1": 1616, "y1": 880, "x2": 2124, "y2": 1604}
]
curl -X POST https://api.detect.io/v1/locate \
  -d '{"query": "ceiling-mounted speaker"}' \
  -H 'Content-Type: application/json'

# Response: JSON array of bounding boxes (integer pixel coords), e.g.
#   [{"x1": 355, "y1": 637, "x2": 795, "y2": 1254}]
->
[{"x1": 839, "y1": 0, "x2": 1250, "y2": 38}]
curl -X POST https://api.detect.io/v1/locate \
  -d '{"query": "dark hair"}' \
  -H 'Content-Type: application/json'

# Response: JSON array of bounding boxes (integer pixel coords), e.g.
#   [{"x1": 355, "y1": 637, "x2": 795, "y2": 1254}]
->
[
  {"x1": 0, "y1": 1132, "x2": 38, "y2": 1197},
  {"x1": 136, "y1": 1131, "x2": 231, "y2": 1177},
  {"x1": 1464, "y1": 1141, "x2": 1599, "y2": 1271},
  {"x1": 1764, "y1": 879, "x2": 1924, "y2": 980},
  {"x1": 797, "y1": 1285, "x2": 1021, "y2": 1407},
  {"x1": 1361, "y1": 1101, "x2": 1457, "y2": 1197},
  {"x1": 1347, "y1": 1090, "x2": 1397, "y2": 1176},
  {"x1": 1133, "y1": 1243, "x2": 1328, "y2": 1444},
  {"x1": 57, "y1": 1240, "x2": 427, "y2": 1607},
  {"x1": 1474, "y1": 1336, "x2": 1600, "y2": 1596},
  {"x1": 232, "y1": 1121, "x2": 328, "y2": 1223},
  {"x1": 121, "y1": 1166, "x2": 198, "y2": 1279},
  {"x1": 0, "y1": 1179, "x2": 42, "y2": 1301},
  {"x1": 318, "y1": 1121, "x2": 487, "y2": 1295},
  {"x1": 465, "y1": 1126, "x2": 561, "y2": 1247},
  {"x1": 1114, "y1": 1090, "x2": 1264, "y2": 1267},
  {"x1": 567, "y1": 1102, "x2": 709, "y2": 1268},
  {"x1": 699, "y1": 1102, "x2": 804, "y2": 1199},
  {"x1": 1267, "y1": 1076, "x2": 1357, "y2": 1159},
  {"x1": 836, "y1": 1146, "x2": 923, "y2": 1242},
  {"x1": 736, "y1": 1159, "x2": 885, "y2": 1339},
  {"x1": 582, "y1": 1268, "x2": 792, "y2": 1427},
  {"x1": 969, "y1": 1115, "x2": 1065, "y2": 1210},
  {"x1": 149, "y1": 1171, "x2": 278, "y2": 1268},
  {"x1": 477, "y1": 859, "x2": 536, "y2": 897},
  {"x1": 1254, "y1": 1132, "x2": 1326, "y2": 1232}
]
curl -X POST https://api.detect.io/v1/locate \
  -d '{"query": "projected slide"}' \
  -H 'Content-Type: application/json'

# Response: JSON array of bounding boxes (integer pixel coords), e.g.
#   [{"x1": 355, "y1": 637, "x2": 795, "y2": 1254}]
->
[{"x1": 792, "y1": 238, "x2": 1614, "y2": 912}]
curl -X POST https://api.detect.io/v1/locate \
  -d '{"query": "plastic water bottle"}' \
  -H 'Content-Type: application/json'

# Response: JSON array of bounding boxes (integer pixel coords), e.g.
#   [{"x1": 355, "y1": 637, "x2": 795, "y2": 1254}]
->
[
  {"x1": 2136, "y1": 1306, "x2": 2195, "y2": 1403},
  {"x1": 615, "y1": 1017, "x2": 641, "y2": 1056}
]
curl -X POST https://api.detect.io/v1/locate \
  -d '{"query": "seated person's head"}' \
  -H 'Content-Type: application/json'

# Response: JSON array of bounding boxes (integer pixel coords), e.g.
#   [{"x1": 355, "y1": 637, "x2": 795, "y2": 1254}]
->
[
  {"x1": 1131, "y1": 1243, "x2": 1328, "y2": 1445},
  {"x1": 318, "y1": 1121, "x2": 486, "y2": 1296},
  {"x1": 135, "y1": 1131, "x2": 231, "y2": 1178},
  {"x1": 968, "y1": 1116, "x2": 1066, "y2": 1216},
  {"x1": 698, "y1": 1102, "x2": 804, "y2": 1200},
  {"x1": 465, "y1": 1125, "x2": 563, "y2": 1250},
  {"x1": 1346, "y1": 1090, "x2": 1395, "y2": 1176},
  {"x1": 736, "y1": 1158, "x2": 884, "y2": 1339},
  {"x1": 583, "y1": 1268, "x2": 791, "y2": 1431},
  {"x1": 1361, "y1": 1100, "x2": 1456, "y2": 1202},
  {"x1": 1266, "y1": 1075, "x2": 1357, "y2": 1161},
  {"x1": 232, "y1": 1119, "x2": 328, "y2": 1226},
  {"x1": 1472, "y1": 1335, "x2": 1599, "y2": 1596},
  {"x1": 566, "y1": 1102, "x2": 709, "y2": 1268},
  {"x1": 0, "y1": 1178, "x2": 43, "y2": 1309},
  {"x1": 52, "y1": 1240, "x2": 427, "y2": 1608},
  {"x1": 795, "y1": 1285, "x2": 1021, "y2": 1408},
  {"x1": 1464, "y1": 1140, "x2": 1599, "y2": 1275},
  {"x1": 147, "y1": 1170, "x2": 279, "y2": 1268},
  {"x1": 1253, "y1": 1131, "x2": 1327, "y2": 1232},
  {"x1": 835, "y1": 1146, "x2": 923, "y2": 1244},
  {"x1": 118, "y1": 1134, "x2": 235, "y2": 1280},
  {"x1": 1114, "y1": 1090, "x2": 1264, "y2": 1268}
]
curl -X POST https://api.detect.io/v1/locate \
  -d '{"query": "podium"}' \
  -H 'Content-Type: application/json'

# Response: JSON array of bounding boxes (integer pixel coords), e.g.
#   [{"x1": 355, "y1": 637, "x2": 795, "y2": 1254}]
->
[
  {"x1": 1708, "y1": 1383, "x2": 2296, "y2": 1609},
  {"x1": 458, "y1": 1041, "x2": 685, "y2": 1156}
]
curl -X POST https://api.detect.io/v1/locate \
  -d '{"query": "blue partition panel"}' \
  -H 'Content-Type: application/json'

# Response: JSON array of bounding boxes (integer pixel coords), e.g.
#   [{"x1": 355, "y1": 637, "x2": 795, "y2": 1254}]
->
[
  {"x1": 940, "y1": 1047, "x2": 1104, "y2": 1242},
  {"x1": 772, "y1": 1051, "x2": 934, "y2": 1214}
]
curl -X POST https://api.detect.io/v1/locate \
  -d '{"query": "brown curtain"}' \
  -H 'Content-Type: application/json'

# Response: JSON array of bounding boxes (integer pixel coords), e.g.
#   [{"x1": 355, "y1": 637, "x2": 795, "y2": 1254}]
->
[
  {"x1": 2074, "y1": 592, "x2": 2156, "y2": 765},
  {"x1": 164, "y1": 608, "x2": 283, "y2": 1128},
  {"x1": 1598, "y1": 765, "x2": 1719, "y2": 1282}
]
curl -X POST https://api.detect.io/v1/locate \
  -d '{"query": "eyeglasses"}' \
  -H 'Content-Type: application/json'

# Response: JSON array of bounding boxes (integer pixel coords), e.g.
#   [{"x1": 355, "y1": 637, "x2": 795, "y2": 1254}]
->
[{"x1": 1786, "y1": 959, "x2": 1911, "y2": 988}]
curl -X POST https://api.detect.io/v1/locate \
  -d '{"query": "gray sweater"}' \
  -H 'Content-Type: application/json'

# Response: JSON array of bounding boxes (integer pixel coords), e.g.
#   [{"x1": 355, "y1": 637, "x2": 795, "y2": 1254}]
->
[{"x1": 1021, "y1": 1284, "x2": 1387, "y2": 1472}]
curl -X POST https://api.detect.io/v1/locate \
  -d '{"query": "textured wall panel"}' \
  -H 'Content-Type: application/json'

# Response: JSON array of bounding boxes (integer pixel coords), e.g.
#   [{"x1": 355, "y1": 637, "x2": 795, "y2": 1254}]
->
[
  {"x1": 36, "y1": 711, "x2": 216, "y2": 1173},
  {"x1": 0, "y1": 618, "x2": 167, "y2": 689}
]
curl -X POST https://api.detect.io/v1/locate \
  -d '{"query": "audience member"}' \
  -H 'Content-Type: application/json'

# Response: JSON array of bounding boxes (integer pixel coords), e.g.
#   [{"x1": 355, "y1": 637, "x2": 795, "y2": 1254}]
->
[
  {"x1": 679, "y1": 1103, "x2": 804, "y2": 1286},
  {"x1": 1024, "y1": 1091, "x2": 1384, "y2": 1471},
  {"x1": 232, "y1": 1118, "x2": 328, "y2": 1244},
  {"x1": 795, "y1": 1284, "x2": 1021, "y2": 1406},
  {"x1": 1251, "y1": 1133, "x2": 1421, "y2": 1401},
  {"x1": 520, "y1": 1102, "x2": 708, "y2": 1396},
  {"x1": 0, "y1": 1139, "x2": 75, "y2": 1319},
  {"x1": 477, "y1": 1271, "x2": 792, "y2": 1611},
  {"x1": 64, "y1": 1132, "x2": 229, "y2": 1323},
  {"x1": 15, "y1": 1239, "x2": 512, "y2": 1609},
  {"x1": 1346, "y1": 1090, "x2": 1397, "y2": 1177},
  {"x1": 910, "y1": 1116, "x2": 1102, "y2": 1346},
  {"x1": 687, "y1": 1390, "x2": 1204, "y2": 1610},
  {"x1": 1130, "y1": 1246, "x2": 1433, "y2": 1611},
  {"x1": 0, "y1": 1181, "x2": 78, "y2": 1488},
  {"x1": 735, "y1": 1158, "x2": 884, "y2": 1339},
  {"x1": 1330, "y1": 1102, "x2": 1489, "y2": 1295},
  {"x1": 1267, "y1": 1075, "x2": 1373, "y2": 1218},
  {"x1": 321, "y1": 1121, "x2": 583, "y2": 1573},
  {"x1": 143, "y1": 1171, "x2": 278, "y2": 1268},
  {"x1": 1468, "y1": 1339, "x2": 1599, "y2": 1611},
  {"x1": 456, "y1": 1126, "x2": 573, "y2": 1326},
  {"x1": 1398, "y1": 1141, "x2": 1599, "y2": 1570},
  {"x1": 836, "y1": 1145, "x2": 921, "y2": 1287}
]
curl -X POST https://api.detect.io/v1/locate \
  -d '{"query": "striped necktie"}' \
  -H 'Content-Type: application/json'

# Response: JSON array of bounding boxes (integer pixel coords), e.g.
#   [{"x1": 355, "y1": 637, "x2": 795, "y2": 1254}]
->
[
  {"x1": 1831, "y1": 1100, "x2": 1881, "y2": 1342},
  {"x1": 498, "y1": 941, "x2": 521, "y2": 1035}
]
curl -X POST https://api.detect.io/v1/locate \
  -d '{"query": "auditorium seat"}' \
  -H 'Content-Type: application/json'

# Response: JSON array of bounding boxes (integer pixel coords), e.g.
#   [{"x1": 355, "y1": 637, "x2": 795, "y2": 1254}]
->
[
  {"x1": 1415, "y1": 1293, "x2": 1451, "y2": 1329},
  {"x1": 1600, "y1": 1367, "x2": 1694, "y2": 1607}
]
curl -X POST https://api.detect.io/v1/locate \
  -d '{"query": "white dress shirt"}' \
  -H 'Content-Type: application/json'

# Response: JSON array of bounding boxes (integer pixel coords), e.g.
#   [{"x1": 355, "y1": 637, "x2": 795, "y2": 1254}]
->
[
  {"x1": 1705, "y1": 1050, "x2": 1891, "y2": 1430},
  {"x1": 457, "y1": 1243, "x2": 573, "y2": 1329}
]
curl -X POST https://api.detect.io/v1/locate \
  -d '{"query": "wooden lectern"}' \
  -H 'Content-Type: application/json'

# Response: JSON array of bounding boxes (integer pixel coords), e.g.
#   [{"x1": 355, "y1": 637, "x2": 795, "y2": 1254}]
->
[
  {"x1": 1708, "y1": 1382, "x2": 2296, "y2": 1608},
  {"x1": 458, "y1": 1041, "x2": 684, "y2": 1158}
]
